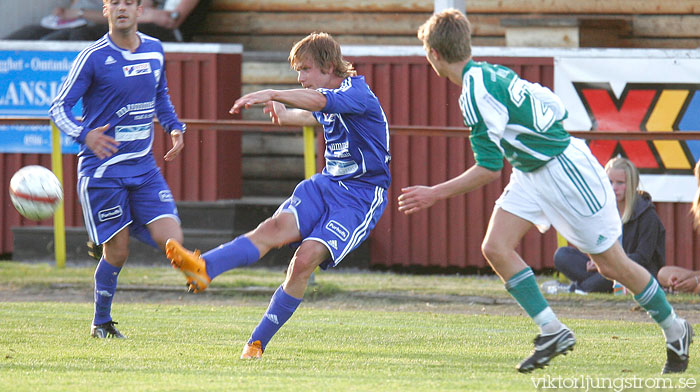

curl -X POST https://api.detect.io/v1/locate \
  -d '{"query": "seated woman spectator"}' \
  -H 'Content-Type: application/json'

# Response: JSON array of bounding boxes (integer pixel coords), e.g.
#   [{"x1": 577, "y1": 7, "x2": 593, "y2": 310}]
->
[
  {"x1": 550, "y1": 156, "x2": 666, "y2": 293},
  {"x1": 658, "y1": 160, "x2": 700, "y2": 293}
]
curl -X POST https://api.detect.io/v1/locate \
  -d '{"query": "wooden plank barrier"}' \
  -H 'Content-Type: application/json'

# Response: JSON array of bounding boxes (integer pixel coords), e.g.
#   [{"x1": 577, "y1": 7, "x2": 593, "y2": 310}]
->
[{"x1": 194, "y1": 0, "x2": 700, "y2": 50}]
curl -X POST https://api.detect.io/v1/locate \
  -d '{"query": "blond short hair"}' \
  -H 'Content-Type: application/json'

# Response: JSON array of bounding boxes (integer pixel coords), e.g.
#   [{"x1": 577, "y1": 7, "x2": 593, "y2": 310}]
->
[
  {"x1": 289, "y1": 32, "x2": 356, "y2": 79},
  {"x1": 417, "y1": 9, "x2": 472, "y2": 63}
]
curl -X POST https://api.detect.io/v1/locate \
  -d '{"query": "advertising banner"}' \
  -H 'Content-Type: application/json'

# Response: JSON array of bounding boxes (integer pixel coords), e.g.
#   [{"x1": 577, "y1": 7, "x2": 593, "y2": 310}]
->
[
  {"x1": 0, "y1": 48, "x2": 80, "y2": 153},
  {"x1": 555, "y1": 56, "x2": 700, "y2": 202}
]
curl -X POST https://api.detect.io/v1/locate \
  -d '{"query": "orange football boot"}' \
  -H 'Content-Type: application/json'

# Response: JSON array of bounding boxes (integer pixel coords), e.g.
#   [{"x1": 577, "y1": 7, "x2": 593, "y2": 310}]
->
[
  {"x1": 240, "y1": 340, "x2": 263, "y2": 359},
  {"x1": 165, "y1": 239, "x2": 211, "y2": 293}
]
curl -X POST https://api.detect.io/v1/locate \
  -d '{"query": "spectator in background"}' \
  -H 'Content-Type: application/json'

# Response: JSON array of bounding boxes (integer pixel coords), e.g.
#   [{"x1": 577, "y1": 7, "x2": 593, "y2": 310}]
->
[
  {"x1": 5, "y1": 0, "x2": 210, "y2": 42},
  {"x1": 548, "y1": 157, "x2": 666, "y2": 293},
  {"x1": 658, "y1": 160, "x2": 700, "y2": 294},
  {"x1": 4, "y1": 0, "x2": 106, "y2": 40},
  {"x1": 138, "y1": 0, "x2": 211, "y2": 42}
]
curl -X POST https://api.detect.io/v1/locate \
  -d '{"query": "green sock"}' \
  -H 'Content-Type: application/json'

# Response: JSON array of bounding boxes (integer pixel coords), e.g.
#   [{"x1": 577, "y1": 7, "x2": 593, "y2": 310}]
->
[
  {"x1": 506, "y1": 267, "x2": 555, "y2": 328},
  {"x1": 633, "y1": 277, "x2": 673, "y2": 325}
]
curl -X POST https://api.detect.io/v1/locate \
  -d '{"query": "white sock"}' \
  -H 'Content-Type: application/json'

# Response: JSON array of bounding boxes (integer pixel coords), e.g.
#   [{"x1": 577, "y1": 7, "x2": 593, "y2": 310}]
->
[
  {"x1": 541, "y1": 320, "x2": 564, "y2": 335},
  {"x1": 662, "y1": 315, "x2": 684, "y2": 342},
  {"x1": 534, "y1": 307, "x2": 563, "y2": 335}
]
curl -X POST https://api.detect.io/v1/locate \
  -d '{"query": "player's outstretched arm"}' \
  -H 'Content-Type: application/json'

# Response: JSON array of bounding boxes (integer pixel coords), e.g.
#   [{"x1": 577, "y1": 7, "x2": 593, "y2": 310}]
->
[
  {"x1": 230, "y1": 89, "x2": 327, "y2": 115},
  {"x1": 264, "y1": 101, "x2": 317, "y2": 127},
  {"x1": 398, "y1": 165, "x2": 501, "y2": 215}
]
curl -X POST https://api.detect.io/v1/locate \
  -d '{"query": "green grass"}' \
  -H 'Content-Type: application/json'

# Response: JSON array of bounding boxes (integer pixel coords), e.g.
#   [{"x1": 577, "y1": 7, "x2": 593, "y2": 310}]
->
[{"x1": 1, "y1": 262, "x2": 699, "y2": 391}]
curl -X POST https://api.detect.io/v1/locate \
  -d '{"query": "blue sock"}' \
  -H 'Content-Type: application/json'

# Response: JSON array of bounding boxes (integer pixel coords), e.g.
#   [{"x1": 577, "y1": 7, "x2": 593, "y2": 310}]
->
[
  {"x1": 249, "y1": 285, "x2": 302, "y2": 351},
  {"x1": 202, "y1": 236, "x2": 260, "y2": 280},
  {"x1": 93, "y1": 258, "x2": 121, "y2": 325}
]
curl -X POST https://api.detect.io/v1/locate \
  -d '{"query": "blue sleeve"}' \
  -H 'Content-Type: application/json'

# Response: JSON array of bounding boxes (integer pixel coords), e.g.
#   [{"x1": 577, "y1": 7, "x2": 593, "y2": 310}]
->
[
  {"x1": 154, "y1": 71, "x2": 184, "y2": 133},
  {"x1": 49, "y1": 50, "x2": 93, "y2": 143},
  {"x1": 153, "y1": 48, "x2": 185, "y2": 133},
  {"x1": 319, "y1": 81, "x2": 367, "y2": 115}
]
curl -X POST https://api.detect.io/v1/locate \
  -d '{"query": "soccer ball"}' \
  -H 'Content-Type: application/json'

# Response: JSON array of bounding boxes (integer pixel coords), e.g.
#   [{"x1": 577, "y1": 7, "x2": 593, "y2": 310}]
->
[{"x1": 9, "y1": 165, "x2": 64, "y2": 221}]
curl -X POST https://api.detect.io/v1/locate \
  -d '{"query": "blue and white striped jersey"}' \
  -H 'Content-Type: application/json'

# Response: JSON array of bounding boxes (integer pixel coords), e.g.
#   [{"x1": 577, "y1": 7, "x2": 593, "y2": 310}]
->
[
  {"x1": 315, "y1": 76, "x2": 391, "y2": 189},
  {"x1": 50, "y1": 33, "x2": 184, "y2": 178}
]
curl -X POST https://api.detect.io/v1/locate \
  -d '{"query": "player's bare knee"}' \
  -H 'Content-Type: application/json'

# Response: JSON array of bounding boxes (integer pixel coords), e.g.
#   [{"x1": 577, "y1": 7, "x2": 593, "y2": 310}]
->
[
  {"x1": 253, "y1": 218, "x2": 285, "y2": 246},
  {"x1": 103, "y1": 248, "x2": 128, "y2": 266},
  {"x1": 481, "y1": 239, "x2": 505, "y2": 262},
  {"x1": 287, "y1": 257, "x2": 315, "y2": 282}
]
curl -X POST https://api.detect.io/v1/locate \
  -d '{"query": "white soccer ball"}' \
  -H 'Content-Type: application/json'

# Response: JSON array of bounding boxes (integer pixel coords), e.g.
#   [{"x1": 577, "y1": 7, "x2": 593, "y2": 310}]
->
[{"x1": 9, "y1": 165, "x2": 64, "y2": 221}]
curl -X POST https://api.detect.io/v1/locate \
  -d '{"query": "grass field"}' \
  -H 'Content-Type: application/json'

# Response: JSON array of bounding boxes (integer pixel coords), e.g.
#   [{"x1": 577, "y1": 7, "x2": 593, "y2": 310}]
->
[{"x1": 1, "y1": 261, "x2": 699, "y2": 391}]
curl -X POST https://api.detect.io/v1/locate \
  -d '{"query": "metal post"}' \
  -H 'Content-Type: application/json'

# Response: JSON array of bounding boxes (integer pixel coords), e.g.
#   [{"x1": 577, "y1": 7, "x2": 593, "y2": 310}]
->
[
  {"x1": 434, "y1": 0, "x2": 466, "y2": 14},
  {"x1": 303, "y1": 126, "x2": 316, "y2": 178},
  {"x1": 302, "y1": 125, "x2": 319, "y2": 284},
  {"x1": 50, "y1": 121, "x2": 66, "y2": 268}
]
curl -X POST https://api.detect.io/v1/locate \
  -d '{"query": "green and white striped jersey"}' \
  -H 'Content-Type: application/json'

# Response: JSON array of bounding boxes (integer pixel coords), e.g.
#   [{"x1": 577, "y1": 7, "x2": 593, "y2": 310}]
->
[{"x1": 460, "y1": 60, "x2": 570, "y2": 172}]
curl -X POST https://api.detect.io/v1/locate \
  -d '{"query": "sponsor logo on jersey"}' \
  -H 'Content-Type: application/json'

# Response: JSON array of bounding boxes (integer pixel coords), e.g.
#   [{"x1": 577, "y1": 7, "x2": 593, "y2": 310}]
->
[
  {"x1": 98, "y1": 206, "x2": 123, "y2": 222},
  {"x1": 328, "y1": 239, "x2": 338, "y2": 250},
  {"x1": 325, "y1": 220, "x2": 349, "y2": 241},
  {"x1": 104, "y1": 56, "x2": 116, "y2": 65},
  {"x1": 322, "y1": 113, "x2": 337, "y2": 123},
  {"x1": 159, "y1": 190, "x2": 174, "y2": 202},
  {"x1": 114, "y1": 123, "x2": 151, "y2": 141},
  {"x1": 326, "y1": 159, "x2": 358, "y2": 176},
  {"x1": 329, "y1": 141, "x2": 351, "y2": 158},
  {"x1": 122, "y1": 62, "x2": 152, "y2": 77},
  {"x1": 116, "y1": 100, "x2": 155, "y2": 117}
]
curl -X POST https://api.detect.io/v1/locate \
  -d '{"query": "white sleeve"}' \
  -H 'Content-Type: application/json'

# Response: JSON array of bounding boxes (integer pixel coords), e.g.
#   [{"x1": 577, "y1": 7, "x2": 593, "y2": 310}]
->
[{"x1": 528, "y1": 82, "x2": 567, "y2": 121}]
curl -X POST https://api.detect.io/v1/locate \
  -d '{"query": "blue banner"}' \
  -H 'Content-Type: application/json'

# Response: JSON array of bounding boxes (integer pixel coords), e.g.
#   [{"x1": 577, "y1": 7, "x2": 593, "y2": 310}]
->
[
  {"x1": 0, "y1": 124, "x2": 79, "y2": 154},
  {"x1": 0, "y1": 49, "x2": 81, "y2": 153}
]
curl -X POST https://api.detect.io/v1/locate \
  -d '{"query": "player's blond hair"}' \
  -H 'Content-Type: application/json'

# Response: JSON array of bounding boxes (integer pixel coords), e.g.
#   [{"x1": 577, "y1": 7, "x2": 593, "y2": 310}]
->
[
  {"x1": 417, "y1": 9, "x2": 472, "y2": 63},
  {"x1": 605, "y1": 156, "x2": 640, "y2": 224},
  {"x1": 289, "y1": 32, "x2": 356, "y2": 79},
  {"x1": 692, "y1": 161, "x2": 700, "y2": 229}
]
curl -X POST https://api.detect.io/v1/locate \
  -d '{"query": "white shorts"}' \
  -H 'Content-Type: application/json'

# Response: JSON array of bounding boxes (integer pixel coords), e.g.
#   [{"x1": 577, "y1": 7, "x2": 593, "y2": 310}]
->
[{"x1": 495, "y1": 138, "x2": 621, "y2": 254}]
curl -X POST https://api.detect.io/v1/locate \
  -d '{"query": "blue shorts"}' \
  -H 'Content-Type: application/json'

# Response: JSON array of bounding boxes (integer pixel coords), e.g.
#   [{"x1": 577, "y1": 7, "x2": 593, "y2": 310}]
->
[
  {"x1": 77, "y1": 168, "x2": 179, "y2": 247},
  {"x1": 275, "y1": 174, "x2": 387, "y2": 269}
]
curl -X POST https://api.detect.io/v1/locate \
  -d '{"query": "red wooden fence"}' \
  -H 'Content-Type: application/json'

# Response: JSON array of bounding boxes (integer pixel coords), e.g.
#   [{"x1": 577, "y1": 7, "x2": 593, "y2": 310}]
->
[{"x1": 2, "y1": 52, "x2": 698, "y2": 273}]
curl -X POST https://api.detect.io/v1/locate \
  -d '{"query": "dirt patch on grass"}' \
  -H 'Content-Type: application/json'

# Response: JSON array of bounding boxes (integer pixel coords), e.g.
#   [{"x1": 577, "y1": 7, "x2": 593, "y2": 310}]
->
[{"x1": 3, "y1": 283, "x2": 700, "y2": 324}]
